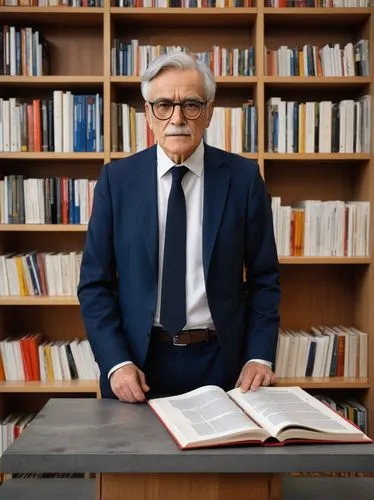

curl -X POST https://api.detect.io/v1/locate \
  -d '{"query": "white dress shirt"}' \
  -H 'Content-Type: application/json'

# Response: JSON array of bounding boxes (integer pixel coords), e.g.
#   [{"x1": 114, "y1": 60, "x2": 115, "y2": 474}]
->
[{"x1": 108, "y1": 141, "x2": 270, "y2": 379}]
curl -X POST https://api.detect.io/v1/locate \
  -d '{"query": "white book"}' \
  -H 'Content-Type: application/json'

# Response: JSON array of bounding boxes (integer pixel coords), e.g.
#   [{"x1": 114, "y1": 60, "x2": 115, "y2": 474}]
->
[
  {"x1": 0, "y1": 255, "x2": 9, "y2": 295},
  {"x1": 0, "y1": 98, "x2": 3, "y2": 152},
  {"x1": 53, "y1": 91, "x2": 63, "y2": 153},
  {"x1": 12, "y1": 340, "x2": 25, "y2": 381},
  {"x1": 39, "y1": 342, "x2": 47, "y2": 381},
  {"x1": 339, "y1": 100, "x2": 347, "y2": 153},
  {"x1": 2, "y1": 100, "x2": 10, "y2": 152},
  {"x1": 284, "y1": 330, "x2": 299, "y2": 378},
  {"x1": 305, "y1": 102, "x2": 316, "y2": 153},
  {"x1": 286, "y1": 102, "x2": 295, "y2": 153},
  {"x1": 0, "y1": 339, "x2": 16, "y2": 380},
  {"x1": 62, "y1": 91, "x2": 71, "y2": 153},
  {"x1": 69, "y1": 339, "x2": 88, "y2": 380},
  {"x1": 59, "y1": 341, "x2": 72, "y2": 381},
  {"x1": 121, "y1": 104, "x2": 130, "y2": 153},
  {"x1": 318, "y1": 101, "x2": 332, "y2": 153},
  {"x1": 50, "y1": 343, "x2": 64, "y2": 381},
  {"x1": 343, "y1": 99, "x2": 355, "y2": 153},
  {"x1": 277, "y1": 100, "x2": 286, "y2": 153},
  {"x1": 9, "y1": 27, "x2": 16, "y2": 76}
]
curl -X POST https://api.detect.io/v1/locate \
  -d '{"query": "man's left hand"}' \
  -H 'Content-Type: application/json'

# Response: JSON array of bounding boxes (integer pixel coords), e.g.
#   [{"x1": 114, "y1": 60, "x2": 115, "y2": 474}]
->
[{"x1": 235, "y1": 362, "x2": 276, "y2": 392}]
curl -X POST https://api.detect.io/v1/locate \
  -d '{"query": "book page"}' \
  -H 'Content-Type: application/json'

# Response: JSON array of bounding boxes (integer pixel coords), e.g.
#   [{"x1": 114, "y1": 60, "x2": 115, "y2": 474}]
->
[
  {"x1": 228, "y1": 386, "x2": 368, "y2": 442},
  {"x1": 149, "y1": 385, "x2": 269, "y2": 448}
]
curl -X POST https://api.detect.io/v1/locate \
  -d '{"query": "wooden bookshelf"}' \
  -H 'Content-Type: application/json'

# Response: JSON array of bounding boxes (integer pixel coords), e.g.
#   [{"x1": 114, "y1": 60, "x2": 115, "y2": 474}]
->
[
  {"x1": 0, "y1": 3, "x2": 373, "y2": 437},
  {"x1": 0, "y1": 224, "x2": 87, "y2": 232},
  {"x1": 275, "y1": 377, "x2": 370, "y2": 390},
  {"x1": 0, "y1": 297, "x2": 79, "y2": 306},
  {"x1": 0, "y1": 7, "x2": 104, "y2": 26},
  {"x1": 0, "y1": 153, "x2": 104, "y2": 160},
  {"x1": 0, "y1": 380, "x2": 98, "y2": 394},
  {"x1": 279, "y1": 257, "x2": 371, "y2": 265},
  {"x1": 264, "y1": 153, "x2": 371, "y2": 161},
  {"x1": 111, "y1": 75, "x2": 258, "y2": 86}
]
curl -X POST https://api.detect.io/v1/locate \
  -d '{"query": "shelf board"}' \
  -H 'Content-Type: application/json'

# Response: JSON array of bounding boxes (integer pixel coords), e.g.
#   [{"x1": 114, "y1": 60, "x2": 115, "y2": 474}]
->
[
  {"x1": 275, "y1": 377, "x2": 369, "y2": 389},
  {"x1": 279, "y1": 257, "x2": 371, "y2": 264},
  {"x1": 0, "y1": 7, "x2": 104, "y2": 26},
  {"x1": 111, "y1": 76, "x2": 143, "y2": 84},
  {"x1": 0, "y1": 152, "x2": 104, "y2": 160},
  {"x1": 0, "y1": 224, "x2": 87, "y2": 231},
  {"x1": 0, "y1": 76, "x2": 104, "y2": 88},
  {"x1": 0, "y1": 380, "x2": 98, "y2": 393},
  {"x1": 0, "y1": 296, "x2": 79, "y2": 305},
  {"x1": 264, "y1": 7, "x2": 371, "y2": 26},
  {"x1": 110, "y1": 7, "x2": 257, "y2": 27},
  {"x1": 215, "y1": 76, "x2": 257, "y2": 86},
  {"x1": 264, "y1": 153, "x2": 371, "y2": 161},
  {"x1": 264, "y1": 76, "x2": 371, "y2": 89},
  {"x1": 110, "y1": 75, "x2": 257, "y2": 86}
]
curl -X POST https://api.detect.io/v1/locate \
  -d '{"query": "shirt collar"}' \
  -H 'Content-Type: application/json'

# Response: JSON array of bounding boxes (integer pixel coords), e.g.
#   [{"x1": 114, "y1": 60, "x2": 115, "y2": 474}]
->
[{"x1": 157, "y1": 140, "x2": 204, "y2": 179}]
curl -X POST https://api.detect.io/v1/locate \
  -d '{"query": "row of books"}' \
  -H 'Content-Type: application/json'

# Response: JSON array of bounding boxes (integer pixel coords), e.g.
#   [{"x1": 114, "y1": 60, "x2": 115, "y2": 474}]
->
[
  {"x1": 116, "y1": 0, "x2": 369, "y2": 5},
  {"x1": 0, "y1": 0, "x2": 103, "y2": 5},
  {"x1": 111, "y1": 42, "x2": 185, "y2": 77},
  {"x1": 265, "y1": 0, "x2": 372, "y2": 6},
  {"x1": 315, "y1": 395, "x2": 367, "y2": 434},
  {"x1": 116, "y1": 0, "x2": 254, "y2": 6},
  {"x1": 0, "y1": 176, "x2": 96, "y2": 224},
  {"x1": 112, "y1": 41, "x2": 256, "y2": 77},
  {"x1": 271, "y1": 198, "x2": 370, "y2": 257},
  {"x1": 0, "y1": 413, "x2": 34, "y2": 458},
  {"x1": 275, "y1": 326, "x2": 368, "y2": 379},
  {"x1": 264, "y1": 40, "x2": 370, "y2": 77},
  {"x1": 0, "y1": 334, "x2": 99, "y2": 382},
  {"x1": 205, "y1": 104, "x2": 257, "y2": 153},
  {"x1": 111, "y1": 104, "x2": 153, "y2": 153},
  {"x1": 0, "y1": 25, "x2": 49, "y2": 77},
  {"x1": 0, "y1": 251, "x2": 83, "y2": 297},
  {"x1": 0, "y1": 0, "x2": 370, "y2": 5},
  {"x1": 0, "y1": 93, "x2": 103, "y2": 153},
  {"x1": 266, "y1": 96, "x2": 371, "y2": 154}
]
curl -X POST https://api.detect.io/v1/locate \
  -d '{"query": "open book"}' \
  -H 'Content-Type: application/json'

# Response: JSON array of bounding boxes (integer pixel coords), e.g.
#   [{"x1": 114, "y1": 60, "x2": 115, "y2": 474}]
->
[{"x1": 148, "y1": 385, "x2": 372, "y2": 450}]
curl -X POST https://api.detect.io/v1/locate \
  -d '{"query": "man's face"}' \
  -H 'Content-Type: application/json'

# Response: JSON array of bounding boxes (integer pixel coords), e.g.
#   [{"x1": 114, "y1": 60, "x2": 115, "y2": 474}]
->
[{"x1": 145, "y1": 68, "x2": 214, "y2": 164}]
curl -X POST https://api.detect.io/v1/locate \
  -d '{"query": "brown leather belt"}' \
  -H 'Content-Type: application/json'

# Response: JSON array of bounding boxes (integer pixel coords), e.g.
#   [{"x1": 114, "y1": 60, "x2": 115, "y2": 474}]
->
[{"x1": 152, "y1": 327, "x2": 217, "y2": 346}]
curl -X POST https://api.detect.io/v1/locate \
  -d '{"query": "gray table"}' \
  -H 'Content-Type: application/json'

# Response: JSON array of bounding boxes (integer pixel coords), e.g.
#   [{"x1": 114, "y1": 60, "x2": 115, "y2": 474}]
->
[{"x1": 2, "y1": 398, "x2": 374, "y2": 500}]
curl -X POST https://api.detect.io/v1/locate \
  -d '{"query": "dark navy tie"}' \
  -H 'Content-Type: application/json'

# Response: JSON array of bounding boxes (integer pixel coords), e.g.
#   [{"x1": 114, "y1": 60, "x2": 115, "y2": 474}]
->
[{"x1": 160, "y1": 165, "x2": 189, "y2": 335}]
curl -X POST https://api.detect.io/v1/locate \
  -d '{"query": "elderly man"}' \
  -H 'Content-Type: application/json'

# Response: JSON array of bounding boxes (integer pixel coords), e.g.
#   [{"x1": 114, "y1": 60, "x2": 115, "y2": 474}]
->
[{"x1": 78, "y1": 51, "x2": 280, "y2": 402}]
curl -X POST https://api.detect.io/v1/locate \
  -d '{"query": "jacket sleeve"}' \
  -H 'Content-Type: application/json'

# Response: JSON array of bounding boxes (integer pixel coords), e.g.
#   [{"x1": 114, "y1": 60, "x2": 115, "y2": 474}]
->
[
  {"x1": 244, "y1": 166, "x2": 281, "y2": 366},
  {"x1": 77, "y1": 164, "x2": 132, "y2": 378}
]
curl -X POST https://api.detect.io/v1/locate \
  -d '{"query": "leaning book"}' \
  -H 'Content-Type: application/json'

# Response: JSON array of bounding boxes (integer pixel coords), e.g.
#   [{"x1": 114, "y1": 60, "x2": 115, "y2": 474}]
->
[{"x1": 148, "y1": 385, "x2": 372, "y2": 450}]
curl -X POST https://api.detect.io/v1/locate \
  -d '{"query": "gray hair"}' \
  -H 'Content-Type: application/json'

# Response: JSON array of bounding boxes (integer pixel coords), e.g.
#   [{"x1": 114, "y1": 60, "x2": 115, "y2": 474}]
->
[{"x1": 141, "y1": 51, "x2": 216, "y2": 102}]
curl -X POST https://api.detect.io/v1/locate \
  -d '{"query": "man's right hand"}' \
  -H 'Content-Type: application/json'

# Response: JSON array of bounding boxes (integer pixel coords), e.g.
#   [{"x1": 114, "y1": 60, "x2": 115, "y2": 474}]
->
[{"x1": 110, "y1": 364, "x2": 150, "y2": 403}]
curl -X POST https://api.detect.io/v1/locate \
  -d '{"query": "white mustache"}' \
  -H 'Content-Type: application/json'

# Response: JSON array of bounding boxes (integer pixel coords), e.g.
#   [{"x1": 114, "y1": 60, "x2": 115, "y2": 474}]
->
[{"x1": 165, "y1": 126, "x2": 192, "y2": 136}]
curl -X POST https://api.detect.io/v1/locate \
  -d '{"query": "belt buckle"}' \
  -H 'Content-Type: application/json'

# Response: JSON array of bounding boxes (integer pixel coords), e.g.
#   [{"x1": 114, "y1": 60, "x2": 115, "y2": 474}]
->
[{"x1": 173, "y1": 334, "x2": 187, "y2": 347}]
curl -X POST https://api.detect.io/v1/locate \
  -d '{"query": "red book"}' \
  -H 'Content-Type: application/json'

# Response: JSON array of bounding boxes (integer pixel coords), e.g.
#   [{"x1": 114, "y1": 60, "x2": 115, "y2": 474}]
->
[{"x1": 33, "y1": 99, "x2": 42, "y2": 152}]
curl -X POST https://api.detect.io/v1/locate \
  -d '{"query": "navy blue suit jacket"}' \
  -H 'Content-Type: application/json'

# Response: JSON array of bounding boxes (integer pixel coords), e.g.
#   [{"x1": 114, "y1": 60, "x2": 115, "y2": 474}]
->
[{"x1": 78, "y1": 143, "x2": 280, "y2": 398}]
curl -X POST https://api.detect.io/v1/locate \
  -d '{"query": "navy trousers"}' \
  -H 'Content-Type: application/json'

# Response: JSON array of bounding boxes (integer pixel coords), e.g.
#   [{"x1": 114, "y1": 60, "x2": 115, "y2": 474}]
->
[{"x1": 143, "y1": 331, "x2": 238, "y2": 398}]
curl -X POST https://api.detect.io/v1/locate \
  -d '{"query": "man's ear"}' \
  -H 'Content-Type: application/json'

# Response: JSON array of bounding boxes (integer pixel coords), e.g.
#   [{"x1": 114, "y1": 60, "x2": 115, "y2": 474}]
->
[
  {"x1": 205, "y1": 101, "x2": 214, "y2": 128},
  {"x1": 145, "y1": 102, "x2": 154, "y2": 131}
]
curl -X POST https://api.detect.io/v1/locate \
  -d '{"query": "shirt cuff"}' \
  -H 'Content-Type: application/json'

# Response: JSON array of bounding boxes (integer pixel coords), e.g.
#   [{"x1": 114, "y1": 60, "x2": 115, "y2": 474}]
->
[
  {"x1": 108, "y1": 361, "x2": 134, "y2": 380},
  {"x1": 245, "y1": 359, "x2": 272, "y2": 368}
]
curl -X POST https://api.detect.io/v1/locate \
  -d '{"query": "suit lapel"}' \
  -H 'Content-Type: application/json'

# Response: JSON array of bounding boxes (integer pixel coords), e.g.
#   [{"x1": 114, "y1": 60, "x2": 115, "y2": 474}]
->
[
  {"x1": 132, "y1": 146, "x2": 159, "y2": 281},
  {"x1": 203, "y1": 144, "x2": 230, "y2": 282}
]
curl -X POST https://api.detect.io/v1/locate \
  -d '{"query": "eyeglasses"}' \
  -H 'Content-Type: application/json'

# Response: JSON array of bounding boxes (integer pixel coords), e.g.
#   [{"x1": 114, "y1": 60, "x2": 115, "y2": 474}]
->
[{"x1": 148, "y1": 99, "x2": 207, "y2": 121}]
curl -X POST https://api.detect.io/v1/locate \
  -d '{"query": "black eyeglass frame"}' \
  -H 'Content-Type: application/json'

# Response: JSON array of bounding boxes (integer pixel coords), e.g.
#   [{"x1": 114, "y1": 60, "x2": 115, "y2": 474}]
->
[{"x1": 147, "y1": 99, "x2": 208, "y2": 121}]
